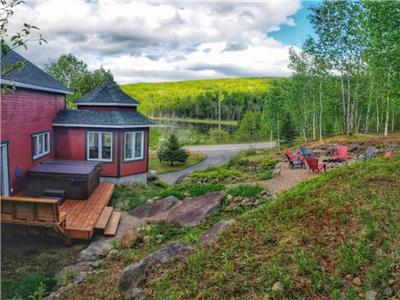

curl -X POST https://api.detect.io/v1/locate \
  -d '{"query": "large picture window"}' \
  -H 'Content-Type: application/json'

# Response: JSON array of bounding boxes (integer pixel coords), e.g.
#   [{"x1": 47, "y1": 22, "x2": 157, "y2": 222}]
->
[
  {"x1": 87, "y1": 131, "x2": 113, "y2": 162},
  {"x1": 32, "y1": 131, "x2": 50, "y2": 159},
  {"x1": 124, "y1": 131, "x2": 144, "y2": 161}
]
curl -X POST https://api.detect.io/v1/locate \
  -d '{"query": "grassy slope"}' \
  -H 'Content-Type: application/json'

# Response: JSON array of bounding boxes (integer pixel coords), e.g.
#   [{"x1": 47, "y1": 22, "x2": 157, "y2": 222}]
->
[
  {"x1": 143, "y1": 155, "x2": 400, "y2": 299},
  {"x1": 149, "y1": 151, "x2": 207, "y2": 175},
  {"x1": 120, "y1": 77, "x2": 278, "y2": 115}
]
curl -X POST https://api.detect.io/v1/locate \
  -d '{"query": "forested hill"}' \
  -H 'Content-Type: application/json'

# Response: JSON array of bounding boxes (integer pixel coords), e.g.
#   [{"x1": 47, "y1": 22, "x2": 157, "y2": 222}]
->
[{"x1": 120, "y1": 77, "x2": 283, "y2": 120}]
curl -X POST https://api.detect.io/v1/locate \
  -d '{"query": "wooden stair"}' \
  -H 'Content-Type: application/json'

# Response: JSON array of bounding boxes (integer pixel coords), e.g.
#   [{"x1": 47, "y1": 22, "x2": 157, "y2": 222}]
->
[
  {"x1": 95, "y1": 207, "x2": 113, "y2": 230},
  {"x1": 104, "y1": 211, "x2": 121, "y2": 236}
]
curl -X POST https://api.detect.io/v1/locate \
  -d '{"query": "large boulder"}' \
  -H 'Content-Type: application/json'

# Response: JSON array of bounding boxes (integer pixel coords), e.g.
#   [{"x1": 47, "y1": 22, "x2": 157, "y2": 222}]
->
[
  {"x1": 78, "y1": 239, "x2": 112, "y2": 262},
  {"x1": 128, "y1": 196, "x2": 180, "y2": 218},
  {"x1": 165, "y1": 192, "x2": 224, "y2": 227},
  {"x1": 197, "y1": 219, "x2": 236, "y2": 246},
  {"x1": 119, "y1": 242, "x2": 193, "y2": 300}
]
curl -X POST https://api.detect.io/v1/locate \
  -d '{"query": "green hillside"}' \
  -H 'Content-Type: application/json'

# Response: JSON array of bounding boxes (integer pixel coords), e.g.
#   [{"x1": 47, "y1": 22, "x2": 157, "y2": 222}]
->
[
  {"x1": 141, "y1": 155, "x2": 400, "y2": 299},
  {"x1": 120, "y1": 77, "x2": 281, "y2": 120}
]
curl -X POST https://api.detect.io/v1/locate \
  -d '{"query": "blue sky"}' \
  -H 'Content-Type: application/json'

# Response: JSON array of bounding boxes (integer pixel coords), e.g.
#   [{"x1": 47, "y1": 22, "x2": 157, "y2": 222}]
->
[
  {"x1": 270, "y1": 1, "x2": 317, "y2": 47},
  {"x1": 13, "y1": 1, "x2": 318, "y2": 83}
]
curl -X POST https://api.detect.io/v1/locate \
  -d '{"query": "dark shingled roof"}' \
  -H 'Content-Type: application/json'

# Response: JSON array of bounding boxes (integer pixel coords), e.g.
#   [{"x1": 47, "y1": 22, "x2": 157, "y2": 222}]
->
[
  {"x1": 53, "y1": 109, "x2": 155, "y2": 128},
  {"x1": 1, "y1": 49, "x2": 70, "y2": 94},
  {"x1": 75, "y1": 81, "x2": 139, "y2": 106}
]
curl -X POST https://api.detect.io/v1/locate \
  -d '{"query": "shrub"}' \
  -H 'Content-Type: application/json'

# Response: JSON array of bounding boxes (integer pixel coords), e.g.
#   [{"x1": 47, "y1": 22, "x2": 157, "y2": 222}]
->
[
  {"x1": 227, "y1": 184, "x2": 263, "y2": 198},
  {"x1": 157, "y1": 134, "x2": 189, "y2": 166},
  {"x1": 189, "y1": 167, "x2": 240, "y2": 183},
  {"x1": 207, "y1": 128, "x2": 231, "y2": 144},
  {"x1": 260, "y1": 159, "x2": 279, "y2": 171},
  {"x1": 259, "y1": 170, "x2": 273, "y2": 180},
  {"x1": 157, "y1": 183, "x2": 225, "y2": 199},
  {"x1": 2, "y1": 273, "x2": 56, "y2": 300}
]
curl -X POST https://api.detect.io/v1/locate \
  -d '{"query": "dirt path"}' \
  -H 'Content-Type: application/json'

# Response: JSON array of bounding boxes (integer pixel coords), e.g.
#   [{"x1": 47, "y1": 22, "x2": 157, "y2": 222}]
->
[{"x1": 261, "y1": 162, "x2": 315, "y2": 194}]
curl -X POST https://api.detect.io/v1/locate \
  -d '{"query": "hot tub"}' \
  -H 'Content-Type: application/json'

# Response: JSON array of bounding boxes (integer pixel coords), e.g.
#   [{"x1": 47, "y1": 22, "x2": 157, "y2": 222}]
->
[{"x1": 27, "y1": 160, "x2": 102, "y2": 200}]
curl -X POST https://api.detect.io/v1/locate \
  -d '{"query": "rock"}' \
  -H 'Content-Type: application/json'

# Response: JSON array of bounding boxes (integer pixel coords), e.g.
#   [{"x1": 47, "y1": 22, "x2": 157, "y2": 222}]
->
[
  {"x1": 165, "y1": 192, "x2": 224, "y2": 227},
  {"x1": 272, "y1": 164, "x2": 281, "y2": 177},
  {"x1": 121, "y1": 231, "x2": 141, "y2": 248},
  {"x1": 175, "y1": 174, "x2": 188, "y2": 184},
  {"x1": 151, "y1": 242, "x2": 194, "y2": 263},
  {"x1": 128, "y1": 196, "x2": 180, "y2": 218},
  {"x1": 272, "y1": 281, "x2": 283, "y2": 292},
  {"x1": 119, "y1": 257, "x2": 152, "y2": 300},
  {"x1": 78, "y1": 239, "x2": 112, "y2": 262},
  {"x1": 384, "y1": 287, "x2": 393, "y2": 297},
  {"x1": 73, "y1": 272, "x2": 87, "y2": 285},
  {"x1": 119, "y1": 242, "x2": 193, "y2": 299},
  {"x1": 388, "y1": 278, "x2": 395, "y2": 285},
  {"x1": 365, "y1": 290, "x2": 377, "y2": 300},
  {"x1": 147, "y1": 170, "x2": 158, "y2": 181},
  {"x1": 197, "y1": 220, "x2": 236, "y2": 246},
  {"x1": 352, "y1": 277, "x2": 362, "y2": 286}
]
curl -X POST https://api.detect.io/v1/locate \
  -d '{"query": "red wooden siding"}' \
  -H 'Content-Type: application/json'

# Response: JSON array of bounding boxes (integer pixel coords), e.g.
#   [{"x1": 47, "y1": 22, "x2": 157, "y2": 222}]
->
[
  {"x1": 119, "y1": 128, "x2": 149, "y2": 177},
  {"x1": 55, "y1": 127, "x2": 148, "y2": 178},
  {"x1": 0, "y1": 89, "x2": 65, "y2": 194}
]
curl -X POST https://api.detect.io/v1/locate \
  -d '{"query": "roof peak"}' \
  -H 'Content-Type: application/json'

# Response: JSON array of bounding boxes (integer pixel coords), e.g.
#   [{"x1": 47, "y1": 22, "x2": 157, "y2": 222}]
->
[{"x1": 75, "y1": 81, "x2": 139, "y2": 106}]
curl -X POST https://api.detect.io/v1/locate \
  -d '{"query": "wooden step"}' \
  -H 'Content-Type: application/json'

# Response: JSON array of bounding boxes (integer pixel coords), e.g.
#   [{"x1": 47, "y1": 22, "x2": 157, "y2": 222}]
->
[
  {"x1": 104, "y1": 211, "x2": 121, "y2": 236},
  {"x1": 95, "y1": 206, "x2": 114, "y2": 230}
]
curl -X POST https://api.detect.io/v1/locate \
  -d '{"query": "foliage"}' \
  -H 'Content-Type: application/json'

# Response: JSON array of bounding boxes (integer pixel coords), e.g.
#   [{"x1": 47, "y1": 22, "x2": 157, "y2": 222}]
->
[
  {"x1": 1, "y1": 0, "x2": 46, "y2": 93},
  {"x1": 227, "y1": 184, "x2": 263, "y2": 198},
  {"x1": 45, "y1": 54, "x2": 113, "y2": 107},
  {"x1": 281, "y1": 112, "x2": 297, "y2": 145},
  {"x1": 121, "y1": 78, "x2": 280, "y2": 121},
  {"x1": 157, "y1": 134, "x2": 189, "y2": 166},
  {"x1": 189, "y1": 166, "x2": 241, "y2": 183},
  {"x1": 2, "y1": 273, "x2": 56, "y2": 300},
  {"x1": 234, "y1": 110, "x2": 262, "y2": 142},
  {"x1": 158, "y1": 183, "x2": 225, "y2": 200},
  {"x1": 207, "y1": 128, "x2": 231, "y2": 144}
]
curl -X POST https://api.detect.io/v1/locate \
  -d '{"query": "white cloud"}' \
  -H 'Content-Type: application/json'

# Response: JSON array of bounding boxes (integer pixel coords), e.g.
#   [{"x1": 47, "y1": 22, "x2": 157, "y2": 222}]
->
[{"x1": 8, "y1": 0, "x2": 300, "y2": 82}]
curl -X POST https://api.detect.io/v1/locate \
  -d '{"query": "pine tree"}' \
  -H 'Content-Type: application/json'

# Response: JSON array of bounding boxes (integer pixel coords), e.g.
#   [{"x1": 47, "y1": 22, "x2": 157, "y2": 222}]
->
[
  {"x1": 157, "y1": 134, "x2": 189, "y2": 166},
  {"x1": 281, "y1": 112, "x2": 297, "y2": 145}
]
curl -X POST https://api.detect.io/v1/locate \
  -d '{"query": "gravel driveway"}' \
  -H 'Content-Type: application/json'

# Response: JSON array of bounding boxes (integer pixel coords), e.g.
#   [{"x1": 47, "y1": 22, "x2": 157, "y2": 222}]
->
[{"x1": 159, "y1": 142, "x2": 275, "y2": 184}]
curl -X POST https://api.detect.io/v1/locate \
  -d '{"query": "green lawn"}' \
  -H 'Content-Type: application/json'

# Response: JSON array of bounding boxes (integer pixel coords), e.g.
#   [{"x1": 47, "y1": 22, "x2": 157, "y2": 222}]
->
[{"x1": 149, "y1": 151, "x2": 207, "y2": 175}]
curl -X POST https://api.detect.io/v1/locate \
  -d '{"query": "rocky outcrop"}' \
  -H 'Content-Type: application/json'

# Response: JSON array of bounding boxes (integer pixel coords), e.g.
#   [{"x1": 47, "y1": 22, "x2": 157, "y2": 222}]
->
[
  {"x1": 197, "y1": 219, "x2": 235, "y2": 246},
  {"x1": 78, "y1": 239, "x2": 112, "y2": 262},
  {"x1": 119, "y1": 242, "x2": 193, "y2": 300},
  {"x1": 164, "y1": 192, "x2": 224, "y2": 227},
  {"x1": 128, "y1": 196, "x2": 180, "y2": 218}
]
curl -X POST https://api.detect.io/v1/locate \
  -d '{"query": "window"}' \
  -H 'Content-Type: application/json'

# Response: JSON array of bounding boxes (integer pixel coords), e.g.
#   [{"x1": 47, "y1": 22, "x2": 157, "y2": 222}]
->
[
  {"x1": 87, "y1": 131, "x2": 113, "y2": 162},
  {"x1": 32, "y1": 131, "x2": 50, "y2": 159},
  {"x1": 124, "y1": 131, "x2": 144, "y2": 161}
]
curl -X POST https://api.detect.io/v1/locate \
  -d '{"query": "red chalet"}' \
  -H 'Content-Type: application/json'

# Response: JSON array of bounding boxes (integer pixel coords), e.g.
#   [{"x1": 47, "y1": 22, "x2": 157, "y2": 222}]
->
[{"x1": 1, "y1": 49, "x2": 155, "y2": 197}]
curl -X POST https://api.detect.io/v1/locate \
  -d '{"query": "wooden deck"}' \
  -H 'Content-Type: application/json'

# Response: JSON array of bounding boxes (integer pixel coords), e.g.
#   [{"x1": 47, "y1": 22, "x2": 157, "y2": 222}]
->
[{"x1": 60, "y1": 183, "x2": 115, "y2": 240}]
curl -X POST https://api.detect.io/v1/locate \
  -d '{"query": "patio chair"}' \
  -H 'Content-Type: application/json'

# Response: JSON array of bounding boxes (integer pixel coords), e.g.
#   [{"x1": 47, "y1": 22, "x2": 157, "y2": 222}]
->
[
  {"x1": 305, "y1": 157, "x2": 326, "y2": 173},
  {"x1": 384, "y1": 150, "x2": 393, "y2": 158},
  {"x1": 359, "y1": 146, "x2": 377, "y2": 160},
  {"x1": 332, "y1": 145, "x2": 349, "y2": 161},
  {"x1": 300, "y1": 145, "x2": 319, "y2": 158},
  {"x1": 284, "y1": 151, "x2": 305, "y2": 169}
]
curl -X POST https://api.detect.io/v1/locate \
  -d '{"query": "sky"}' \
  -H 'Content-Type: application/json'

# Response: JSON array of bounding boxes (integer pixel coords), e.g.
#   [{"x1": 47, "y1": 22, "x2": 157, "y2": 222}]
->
[{"x1": 8, "y1": 0, "x2": 316, "y2": 83}]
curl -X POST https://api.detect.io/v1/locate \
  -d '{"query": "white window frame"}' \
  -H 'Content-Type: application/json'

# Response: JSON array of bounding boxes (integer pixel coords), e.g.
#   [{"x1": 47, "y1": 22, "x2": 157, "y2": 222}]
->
[
  {"x1": 32, "y1": 131, "x2": 50, "y2": 160},
  {"x1": 124, "y1": 131, "x2": 144, "y2": 161},
  {"x1": 87, "y1": 131, "x2": 113, "y2": 162}
]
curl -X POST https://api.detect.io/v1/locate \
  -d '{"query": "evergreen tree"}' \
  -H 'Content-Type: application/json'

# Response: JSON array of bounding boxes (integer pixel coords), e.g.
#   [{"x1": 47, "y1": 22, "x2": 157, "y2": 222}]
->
[
  {"x1": 281, "y1": 112, "x2": 297, "y2": 145},
  {"x1": 157, "y1": 134, "x2": 189, "y2": 166}
]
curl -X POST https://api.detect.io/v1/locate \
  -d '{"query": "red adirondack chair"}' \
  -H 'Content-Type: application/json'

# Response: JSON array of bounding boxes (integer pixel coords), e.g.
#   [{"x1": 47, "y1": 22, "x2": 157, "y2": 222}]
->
[
  {"x1": 305, "y1": 157, "x2": 326, "y2": 173},
  {"x1": 333, "y1": 145, "x2": 349, "y2": 161},
  {"x1": 284, "y1": 149, "x2": 305, "y2": 169},
  {"x1": 384, "y1": 150, "x2": 393, "y2": 158}
]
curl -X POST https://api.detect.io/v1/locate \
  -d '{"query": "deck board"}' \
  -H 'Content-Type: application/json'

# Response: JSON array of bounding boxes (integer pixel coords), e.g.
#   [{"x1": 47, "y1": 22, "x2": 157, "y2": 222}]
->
[{"x1": 59, "y1": 183, "x2": 114, "y2": 239}]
